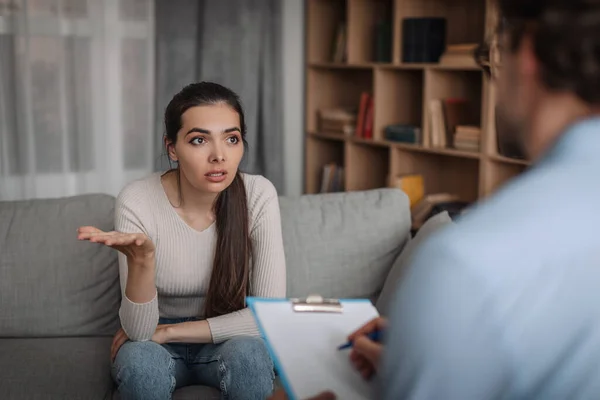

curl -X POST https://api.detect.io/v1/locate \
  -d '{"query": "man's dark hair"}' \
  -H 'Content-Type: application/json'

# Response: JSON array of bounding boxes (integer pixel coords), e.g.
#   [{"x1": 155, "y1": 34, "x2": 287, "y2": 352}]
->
[{"x1": 497, "y1": 0, "x2": 600, "y2": 103}]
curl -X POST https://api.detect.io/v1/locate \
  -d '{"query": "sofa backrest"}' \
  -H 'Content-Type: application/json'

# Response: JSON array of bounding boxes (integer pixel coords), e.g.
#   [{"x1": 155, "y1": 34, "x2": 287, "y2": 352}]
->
[
  {"x1": 279, "y1": 188, "x2": 411, "y2": 301},
  {"x1": 0, "y1": 188, "x2": 411, "y2": 337},
  {"x1": 0, "y1": 194, "x2": 120, "y2": 337}
]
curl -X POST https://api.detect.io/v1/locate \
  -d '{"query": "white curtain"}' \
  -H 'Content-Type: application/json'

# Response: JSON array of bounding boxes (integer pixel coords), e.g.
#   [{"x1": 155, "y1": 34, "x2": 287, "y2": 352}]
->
[{"x1": 0, "y1": 0, "x2": 154, "y2": 201}]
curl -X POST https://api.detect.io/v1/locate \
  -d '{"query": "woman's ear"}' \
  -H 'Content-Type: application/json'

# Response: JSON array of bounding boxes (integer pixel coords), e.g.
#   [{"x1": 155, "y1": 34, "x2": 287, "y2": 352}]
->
[{"x1": 164, "y1": 136, "x2": 178, "y2": 162}]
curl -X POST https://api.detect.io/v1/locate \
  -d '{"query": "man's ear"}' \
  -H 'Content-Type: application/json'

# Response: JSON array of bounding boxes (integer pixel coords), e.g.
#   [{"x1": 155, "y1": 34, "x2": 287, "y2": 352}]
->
[
  {"x1": 518, "y1": 34, "x2": 538, "y2": 81},
  {"x1": 164, "y1": 136, "x2": 178, "y2": 162}
]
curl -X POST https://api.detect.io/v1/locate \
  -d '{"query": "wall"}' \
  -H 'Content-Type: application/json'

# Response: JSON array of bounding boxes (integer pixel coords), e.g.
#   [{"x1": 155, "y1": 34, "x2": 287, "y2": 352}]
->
[{"x1": 282, "y1": 0, "x2": 305, "y2": 197}]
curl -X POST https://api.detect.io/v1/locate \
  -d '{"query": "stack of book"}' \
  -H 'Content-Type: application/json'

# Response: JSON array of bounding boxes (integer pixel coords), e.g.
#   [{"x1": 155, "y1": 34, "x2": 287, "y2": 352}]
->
[
  {"x1": 454, "y1": 125, "x2": 481, "y2": 152},
  {"x1": 439, "y1": 43, "x2": 479, "y2": 67},
  {"x1": 318, "y1": 108, "x2": 356, "y2": 136}
]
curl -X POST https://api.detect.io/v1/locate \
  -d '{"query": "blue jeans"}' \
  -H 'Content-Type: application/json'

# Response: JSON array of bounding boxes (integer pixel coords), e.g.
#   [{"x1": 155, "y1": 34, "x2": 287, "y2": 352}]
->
[{"x1": 112, "y1": 318, "x2": 274, "y2": 400}]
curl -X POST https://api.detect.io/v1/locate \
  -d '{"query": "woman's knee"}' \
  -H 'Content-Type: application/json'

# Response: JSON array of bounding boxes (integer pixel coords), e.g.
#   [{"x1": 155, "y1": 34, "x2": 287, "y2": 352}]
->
[
  {"x1": 112, "y1": 341, "x2": 176, "y2": 400},
  {"x1": 219, "y1": 336, "x2": 274, "y2": 399}
]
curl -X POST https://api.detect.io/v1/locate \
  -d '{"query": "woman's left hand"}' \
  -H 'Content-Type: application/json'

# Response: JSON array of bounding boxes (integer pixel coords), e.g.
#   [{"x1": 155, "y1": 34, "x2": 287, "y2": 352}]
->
[
  {"x1": 268, "y1": 389, "x2": 335, "y2": 400},
  {"x1": 151, "y1": 324, "x2": 173, "y2": 344},
  {"x1": 111, "y1": 324, "x2": 172, "y2": 362}
]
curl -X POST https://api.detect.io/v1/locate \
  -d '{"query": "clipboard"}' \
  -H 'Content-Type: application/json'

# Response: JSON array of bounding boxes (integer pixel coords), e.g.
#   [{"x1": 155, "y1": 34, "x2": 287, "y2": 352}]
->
[{"x1": 247, "y1": 295, "x2": 380, "y2": 400}]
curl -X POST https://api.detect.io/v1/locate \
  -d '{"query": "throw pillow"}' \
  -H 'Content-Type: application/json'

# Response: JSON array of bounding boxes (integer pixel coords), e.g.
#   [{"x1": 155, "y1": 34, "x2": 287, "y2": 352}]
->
[{"x1": 375, "y1": 211, "x2": 453, "y2": 316}]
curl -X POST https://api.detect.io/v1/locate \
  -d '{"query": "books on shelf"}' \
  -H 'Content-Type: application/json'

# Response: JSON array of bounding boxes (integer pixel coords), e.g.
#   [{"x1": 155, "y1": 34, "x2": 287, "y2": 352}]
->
[
  {"x1": 320, "y1": 163, "x2": 344, "y2": 193},
  {"x1": 426, "y1": 98, "x2": 479, "y2": 152},
  {"x1": 318, "y1": 108, "x2": 356, "y2": 136},
  {"x1": 384, "y1": 124, "x2": 421, "y2": 144},
  {"x1": 439, "y1": 43, "x2": 479, "y2": 67},
  {"x1": 355, "y1": 92, "x2": 374, "y2": 139},
  {"x1": 454, "y1": 125, "x2": 481, "y2": 152}
]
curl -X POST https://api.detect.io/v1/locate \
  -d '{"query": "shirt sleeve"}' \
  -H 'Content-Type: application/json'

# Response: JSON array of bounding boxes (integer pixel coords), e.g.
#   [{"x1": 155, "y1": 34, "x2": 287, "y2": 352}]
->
[
  {"x1": 115, "y1": 187, "x2": 159, "y2": 341},
  {"x1": 381, "y1": 239, "x2": 512, "y2": 400},
  {"x1": 206, "y1": 178, "x2": 287, "y2": 343}
]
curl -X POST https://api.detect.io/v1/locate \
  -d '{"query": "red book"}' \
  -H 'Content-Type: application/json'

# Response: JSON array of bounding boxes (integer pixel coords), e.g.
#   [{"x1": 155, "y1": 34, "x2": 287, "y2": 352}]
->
[
  {"x1": 363, "y1": 97, "x2": 374, "y2": 139},
  {"x1": 355, "y1": 92, "x2": 370, "y2": 137}
]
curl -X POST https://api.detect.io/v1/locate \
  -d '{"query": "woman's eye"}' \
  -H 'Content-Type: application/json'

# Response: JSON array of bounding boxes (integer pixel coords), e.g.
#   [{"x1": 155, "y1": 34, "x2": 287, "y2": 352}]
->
[
  {"x1": 227, "y1": 136, "x2": 239, "y2": 144},
  {"x1": 190, "y1": 137, "x2": 205, "y2": 145}
]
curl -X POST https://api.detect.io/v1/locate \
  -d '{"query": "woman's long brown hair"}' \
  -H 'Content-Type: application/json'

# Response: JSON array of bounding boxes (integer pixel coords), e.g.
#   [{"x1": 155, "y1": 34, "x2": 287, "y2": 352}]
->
[{"x1": 164, "y1": 82, "x2": 252, "y2": 318}]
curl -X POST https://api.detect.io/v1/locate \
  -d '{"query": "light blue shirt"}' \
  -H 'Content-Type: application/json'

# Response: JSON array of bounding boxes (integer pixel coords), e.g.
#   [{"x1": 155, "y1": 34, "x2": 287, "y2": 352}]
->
[{"x1": 383, "y1": 117, "x2": 600, "y2": 399}]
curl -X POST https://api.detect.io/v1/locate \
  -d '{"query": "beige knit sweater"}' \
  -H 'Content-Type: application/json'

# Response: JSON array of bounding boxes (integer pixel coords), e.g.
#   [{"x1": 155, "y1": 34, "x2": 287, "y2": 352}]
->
[{"x1": 114, "y1": 172, "x2": 286, "y2": 343}]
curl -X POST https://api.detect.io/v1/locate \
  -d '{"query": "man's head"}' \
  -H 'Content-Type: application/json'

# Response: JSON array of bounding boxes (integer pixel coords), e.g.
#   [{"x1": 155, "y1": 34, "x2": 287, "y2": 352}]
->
[{"x1": 481, "y1": 0, "x2": 600, "y2": 160}]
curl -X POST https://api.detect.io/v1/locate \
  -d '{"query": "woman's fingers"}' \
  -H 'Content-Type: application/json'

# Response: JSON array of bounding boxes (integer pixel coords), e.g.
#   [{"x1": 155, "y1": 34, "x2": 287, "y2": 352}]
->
[
  {"x1": 77, "y1": 226, "x2": 102, "y2": 234},
  {"x1": 111, "y1": 329, "x2": 128, "y2": 361},
  {"x1": 77, "y1": 230, "x2": 114, "y2": 240},
  {"x1": 105, "y1": 233, "x2": 139, "y2": 247}
]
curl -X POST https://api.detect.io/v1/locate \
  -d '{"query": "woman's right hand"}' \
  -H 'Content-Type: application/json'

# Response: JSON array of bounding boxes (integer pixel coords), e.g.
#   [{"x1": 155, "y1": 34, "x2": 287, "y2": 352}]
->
[{"x1": 77, "y1": 226, "x2": 155, "y2": 263}]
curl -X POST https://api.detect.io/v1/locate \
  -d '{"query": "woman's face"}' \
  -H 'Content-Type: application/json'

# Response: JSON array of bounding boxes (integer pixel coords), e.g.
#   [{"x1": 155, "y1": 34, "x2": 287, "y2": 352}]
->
[{"x1": 168, "y1": 103, "x2": 244, "y2": 194}]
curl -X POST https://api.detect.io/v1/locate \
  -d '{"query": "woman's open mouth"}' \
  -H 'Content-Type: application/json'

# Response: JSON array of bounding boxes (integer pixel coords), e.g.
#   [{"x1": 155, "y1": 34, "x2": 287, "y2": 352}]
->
[{"x1": 205, "y1": 170, "x2": 228, "y2": 183}]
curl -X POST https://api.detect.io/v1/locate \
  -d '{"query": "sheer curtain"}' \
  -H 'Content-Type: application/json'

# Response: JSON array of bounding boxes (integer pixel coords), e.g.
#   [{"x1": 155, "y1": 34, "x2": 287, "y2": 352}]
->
[
  {"x1": 154, "y1": 0, "x2": 284, "y2": 192},
  {"x1": 0, "y1": 0, "x2": 154, "y2": 201}
]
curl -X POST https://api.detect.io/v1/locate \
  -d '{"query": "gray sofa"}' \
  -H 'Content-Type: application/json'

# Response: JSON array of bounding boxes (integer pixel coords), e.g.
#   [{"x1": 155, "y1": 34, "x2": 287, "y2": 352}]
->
[{"x1": 0, "y1": 188, "x2": 421, "y2": 399}]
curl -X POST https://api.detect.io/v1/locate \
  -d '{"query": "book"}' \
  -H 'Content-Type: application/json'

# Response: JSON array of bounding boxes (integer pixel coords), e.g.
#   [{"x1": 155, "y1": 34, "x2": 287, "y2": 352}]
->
[
  {"x1": 388, "y1": 174, "x2": 424, "y2": 208},
  {"x1": 454, "y1": 125, "x2": 481, "y2": 152},
  {"x1": 429, "y1": 99, "x2": 447, "y2": 148},
  {"x1": 412, "y1": 193, "x2": 460, "y2": 229},
  {"x1": 319, "y1": 108, "x2": 356, "y2": 136},
  {"x1": 355, "y1": 93, "x2": 370, "y2": 138},
  {"x1": 439, "y1": 43, "x2": 478, "y2": 67},
  {"x1": 363, "y1": 96, "x2": 374, "y2": 139}
]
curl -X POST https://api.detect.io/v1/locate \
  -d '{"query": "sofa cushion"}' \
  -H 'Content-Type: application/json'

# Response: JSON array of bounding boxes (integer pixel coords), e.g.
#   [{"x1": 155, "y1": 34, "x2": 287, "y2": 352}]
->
[
  {"x1": 279, "y1": 188, "x2": 411, "y2": 300},
  {"x1": 113, "y1": 385, "x2": 220, "y2": 400},
  {"x1": 0, "y1": 194, "x2": 120, "y2": 337},
  {"x1": 376, "y1": 211, "x2": 453, "y2": 316},
  {"x1": 0, "y1": 337, "x2": 114, "y2": 399}
]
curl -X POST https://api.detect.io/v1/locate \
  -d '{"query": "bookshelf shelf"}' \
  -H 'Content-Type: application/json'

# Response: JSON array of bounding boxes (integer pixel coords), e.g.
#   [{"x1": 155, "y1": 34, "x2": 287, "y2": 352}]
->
[
  {"x1": 346, "y1": 141, "x2": 390, "y2": 191},
  {"x1": 308, "y1": 62, "x2": 377, "y2": 70},
  {"x1": 391, "y1": 142, "x2": 482, "y2": 160},
  {"x1": 309, "y1": 132, "x2": 348, "y2": 142},
  {"x1": 304, "y1": 0, "x2": 528, "y2": 205},
  {"x1": 489, "y1": 154, "x2": 530, "y2": 166}
]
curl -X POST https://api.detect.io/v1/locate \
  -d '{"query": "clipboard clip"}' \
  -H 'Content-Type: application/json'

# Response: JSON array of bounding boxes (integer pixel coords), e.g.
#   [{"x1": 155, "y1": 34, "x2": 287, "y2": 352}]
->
[{"x1": 291, "y1": 294, "x2": 343, "y2": 313}]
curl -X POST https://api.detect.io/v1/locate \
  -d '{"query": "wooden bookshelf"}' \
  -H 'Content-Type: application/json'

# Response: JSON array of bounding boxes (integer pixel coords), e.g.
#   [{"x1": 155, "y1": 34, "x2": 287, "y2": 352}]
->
[{"x1": 304, "y1": 0, "x2": 530, "y2": 202}]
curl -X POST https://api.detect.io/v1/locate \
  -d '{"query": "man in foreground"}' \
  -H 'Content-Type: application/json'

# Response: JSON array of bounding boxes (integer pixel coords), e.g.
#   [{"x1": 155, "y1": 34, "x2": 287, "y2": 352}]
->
[{"x1": 272, "y1": 0, "x2": 600, "y2": 398}]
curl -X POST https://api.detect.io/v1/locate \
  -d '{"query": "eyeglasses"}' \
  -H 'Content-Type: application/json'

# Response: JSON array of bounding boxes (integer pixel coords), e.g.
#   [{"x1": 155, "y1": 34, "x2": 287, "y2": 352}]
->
[{"x1": 475, "y1": 35, "x2": 502, "y2": 80}]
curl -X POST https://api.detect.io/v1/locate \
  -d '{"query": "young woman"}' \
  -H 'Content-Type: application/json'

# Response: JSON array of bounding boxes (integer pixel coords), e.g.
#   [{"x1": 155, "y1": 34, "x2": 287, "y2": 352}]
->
[{"x1": 78, "y1": 82, "x2": 286, "y2": 400}]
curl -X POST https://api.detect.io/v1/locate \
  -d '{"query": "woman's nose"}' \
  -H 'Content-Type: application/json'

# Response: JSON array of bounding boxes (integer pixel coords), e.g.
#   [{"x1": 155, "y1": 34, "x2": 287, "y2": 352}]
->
[{"x1": 209, "y1": 145, "x2": 225, "y2": 163}]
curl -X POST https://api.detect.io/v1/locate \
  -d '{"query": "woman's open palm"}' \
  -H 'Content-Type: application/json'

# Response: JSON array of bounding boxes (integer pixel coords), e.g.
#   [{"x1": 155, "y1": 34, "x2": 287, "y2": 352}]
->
[{"x1": 77, "y1": 226, "x2": 155, "y2": 261}]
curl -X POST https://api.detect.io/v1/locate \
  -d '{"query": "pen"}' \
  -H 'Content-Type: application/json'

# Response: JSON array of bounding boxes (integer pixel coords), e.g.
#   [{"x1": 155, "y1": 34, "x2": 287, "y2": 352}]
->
[{"x1": 337, "y1": 330, "x2": 383, "y2": 350}]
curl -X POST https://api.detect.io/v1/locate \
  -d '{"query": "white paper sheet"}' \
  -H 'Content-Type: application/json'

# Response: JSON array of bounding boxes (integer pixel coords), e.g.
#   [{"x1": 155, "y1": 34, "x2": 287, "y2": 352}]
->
[{"x1": 250, "y1": 299, "x2": 379, "y2": 400}]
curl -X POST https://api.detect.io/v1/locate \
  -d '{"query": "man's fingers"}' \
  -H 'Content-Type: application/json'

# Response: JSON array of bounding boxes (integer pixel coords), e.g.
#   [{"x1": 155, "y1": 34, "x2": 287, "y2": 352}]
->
[
  {"x1": 347, "y1": 317, "x2": 388, "y2": 341},
  {"x1": 308, "y1": 392, "x2": 336, "y2": 400},
  {"x1": 353, "y1": 336, "x2": 382, "y2": 366}
]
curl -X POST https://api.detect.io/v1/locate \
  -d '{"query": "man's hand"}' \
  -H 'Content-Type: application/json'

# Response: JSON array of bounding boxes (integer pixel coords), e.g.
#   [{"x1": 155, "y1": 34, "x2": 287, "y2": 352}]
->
[
  {"x1": 268, "y1": 389, "x2": 335, "y2": 400},
  {"x1": 347, "y1": 317, "x2": 388, "y2": 380}
]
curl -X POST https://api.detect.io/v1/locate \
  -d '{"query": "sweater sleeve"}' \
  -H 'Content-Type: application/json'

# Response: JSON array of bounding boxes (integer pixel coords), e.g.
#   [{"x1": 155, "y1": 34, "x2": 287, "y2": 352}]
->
[
  {"x1": 206, "y1": 177, "x2": 287, "y2": 343},
  {"x1": 115, "y1": 184, "x2": 160, "y2": 341}
]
